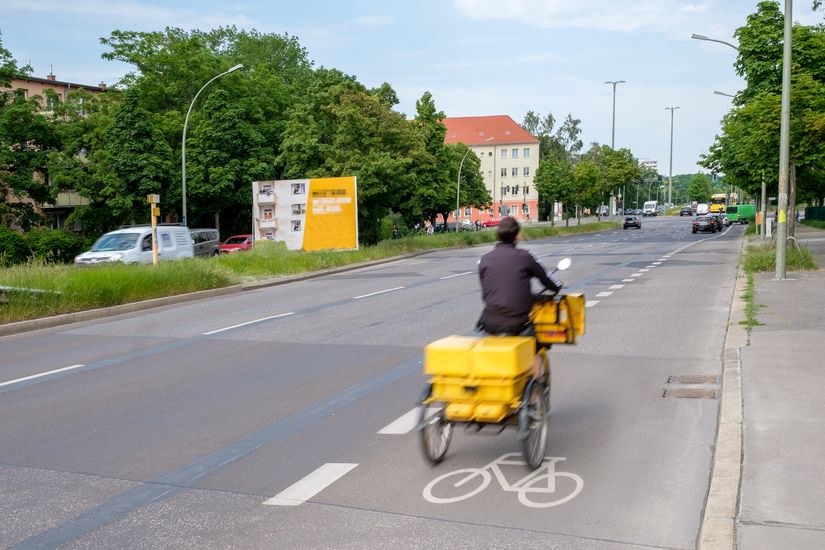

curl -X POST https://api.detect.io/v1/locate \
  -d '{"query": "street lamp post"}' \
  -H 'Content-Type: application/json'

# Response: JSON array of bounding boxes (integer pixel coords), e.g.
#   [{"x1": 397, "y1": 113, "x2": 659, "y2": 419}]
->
[
  {"x1": 691, "y1": 33, "x2": 739, "y2": 52},
  {"x1": 605, "y1": 80, "x2": 625, "y2": 216},
  {"x1": 181, "y1": 63, "x2": 244, "y2": 227},
  {"x1": 456, "y1": 136, "x2": 494, "y2": 231},
  {"x1": 665, "y1": 106, "x2": 679, "y2": 210}
]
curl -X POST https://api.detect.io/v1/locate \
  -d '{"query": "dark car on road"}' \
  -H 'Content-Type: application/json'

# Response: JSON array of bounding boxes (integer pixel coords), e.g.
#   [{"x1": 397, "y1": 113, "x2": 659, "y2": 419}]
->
[
  {"x1": 708, "y1": 213, "x2": 724, "y2": 232},
  {"x1": 680, "y1": 207, "x2": 693, "y2": 216},
  {"x1": 692, "y1": 215, "x2": 715, "y2": 233},
  {"x1": 623, "y1": 215, "x2": 641, "y2": 229}
]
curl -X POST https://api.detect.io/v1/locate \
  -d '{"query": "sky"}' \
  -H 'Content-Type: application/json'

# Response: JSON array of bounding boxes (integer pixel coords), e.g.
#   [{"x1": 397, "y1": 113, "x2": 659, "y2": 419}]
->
[{"x1": 1, "y1": 0, "x2": 821, "y2": 175}]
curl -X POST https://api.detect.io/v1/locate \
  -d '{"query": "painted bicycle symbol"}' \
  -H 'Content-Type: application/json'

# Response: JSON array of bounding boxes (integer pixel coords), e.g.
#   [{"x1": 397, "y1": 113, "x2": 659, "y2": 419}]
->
[{"x1": 423, "y1": 452, "x2": 583, "y2": 508}]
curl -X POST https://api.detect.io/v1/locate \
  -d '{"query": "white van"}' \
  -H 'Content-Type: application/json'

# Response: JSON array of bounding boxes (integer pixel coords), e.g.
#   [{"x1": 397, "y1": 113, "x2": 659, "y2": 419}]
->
[
  {"x1": 75, "y1": 225, "x2": 194, "y2": 266},
  {"x1": 696, "y1": 203, "x2": 709, "y2": 215}
]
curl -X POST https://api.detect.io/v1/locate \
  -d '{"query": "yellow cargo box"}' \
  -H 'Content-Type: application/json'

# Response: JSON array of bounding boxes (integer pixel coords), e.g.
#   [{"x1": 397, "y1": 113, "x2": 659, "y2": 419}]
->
[
  {"x1": 445, "y1": 401, "x2": 475, "y2": 421},
  {"x1": 531, "y1": 294, "x2": 586, "y2": 344},
  {"x1": 430, "y1": 375, "x2": 528, "y2": 403},
  {"x1": 424, "y1": 335, "x2": 479, "y2": 377},
  {"x1": 471, "y1": 336, "x2": 534, "y2": 378},
  {"x1": 473, "y1": 402, "x2": 508, "y2": 423}
]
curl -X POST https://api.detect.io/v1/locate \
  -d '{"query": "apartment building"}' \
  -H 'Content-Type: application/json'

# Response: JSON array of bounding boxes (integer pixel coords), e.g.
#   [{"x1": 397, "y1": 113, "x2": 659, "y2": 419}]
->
[
  {"x1": 442, "y1": 115, "x2": 540, "y2": 225},
  {"x1": 3, "y1": 73, "x2": 105, "y2": 228}
]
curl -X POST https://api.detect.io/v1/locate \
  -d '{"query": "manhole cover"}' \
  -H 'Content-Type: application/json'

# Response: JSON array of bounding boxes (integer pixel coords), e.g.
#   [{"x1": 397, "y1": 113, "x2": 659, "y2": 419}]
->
[
  {"x1": 663, "y1": 388, "x2": 718, "y2": 399},
  {"x1": 667, "y1": 375, "x2": 719, "y2": 385}
]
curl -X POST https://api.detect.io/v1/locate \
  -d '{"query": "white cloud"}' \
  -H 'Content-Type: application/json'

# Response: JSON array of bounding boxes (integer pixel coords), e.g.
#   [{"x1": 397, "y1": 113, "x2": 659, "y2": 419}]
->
[{"x1": 4, "y1": 0, "x2": 254, "y2": 30}]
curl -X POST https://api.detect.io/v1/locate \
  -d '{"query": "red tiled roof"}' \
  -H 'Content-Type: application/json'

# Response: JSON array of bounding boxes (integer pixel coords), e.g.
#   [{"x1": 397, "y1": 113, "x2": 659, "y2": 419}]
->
[{"x1": 442, "y1": 115, "x2": 539, "y2": 146}]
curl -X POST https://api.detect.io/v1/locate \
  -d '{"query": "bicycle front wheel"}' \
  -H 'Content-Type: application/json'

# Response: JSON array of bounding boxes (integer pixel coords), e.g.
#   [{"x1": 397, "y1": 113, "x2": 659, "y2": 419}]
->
[
  {"x1": 522, "y1": 383, "x2": 548, "y2": 470},
  {"x1": 420, "y1": 412, "x2": 452, "y2": 464}
]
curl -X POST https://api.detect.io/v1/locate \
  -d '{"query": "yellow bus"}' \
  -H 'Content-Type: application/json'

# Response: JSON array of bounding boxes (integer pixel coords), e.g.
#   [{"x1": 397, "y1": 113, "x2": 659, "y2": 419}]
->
[{"x1": 709, "y1": 193, "x2": 728, "y2": 213}]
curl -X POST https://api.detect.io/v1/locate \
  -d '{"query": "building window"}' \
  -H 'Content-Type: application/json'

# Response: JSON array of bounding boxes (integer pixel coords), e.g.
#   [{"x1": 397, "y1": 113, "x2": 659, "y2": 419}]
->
[
  {"x1": 487, "y1": 170, "x2": 492, "y2": 176},
  {"x1": 501, "y1": 186, "x2": 509, "y2": 196},
  {"x1": 523, "y1": 148, "x2": 530, "y2": 158},
  {"x1": 16, "y1": 88, "x2": 28, "y2": 100},
  {"x1": 523, "y1": 203, "x2": 530, "y2": 214},
  {"x1": 501, "y1": 168, "x2": 507, "y2": 177},
  {"x1": 511, "y1": 167, "x2": 518, "y2": 177},
  {"x1": 512, "y1": 148, "x2": 518, "y2": 159},
  {"x1": 524, "y1": 186, "x2": 530, "y2": 194},
  {"x1": 46, "y1": 95, "x2": 58, "y2": 111},
  {"x1": 464, "y1": 207, "x2": 471, "y2": 216},
  {"x1": 512, "y1": 185, "x2": 520, "y2": 195},
  {"x1": 487, "y1": 207, "x2": 493, "y2": 214},
  {"x1": 488, "y1": 152, "x2": 492, "y2": 157},
  {"x1": 523, "y1": 167, "x2": 530, "y2": 176},
  {"x1": 500, "y1": 149, "x2": 507, "y2": 159}
]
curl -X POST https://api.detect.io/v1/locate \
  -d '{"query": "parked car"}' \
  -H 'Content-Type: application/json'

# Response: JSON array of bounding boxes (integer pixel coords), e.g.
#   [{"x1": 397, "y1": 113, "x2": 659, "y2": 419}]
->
[
  {"x1": 480, "y1": 219, "x2": 501, "y2": 228},
  {"x1": 721, "y1": 214, "x2": 731, "y2": 227},
  {"x1": 623, "y1": 215, "x2": 642, "y2": 229},
  {"x1": 680, "y1": 207, "x2": 693, "y2": 216},
  {"x1": 219, "y1": 234, "x2": 253, "y2": 253},
  {"x1": 624, "y1": 208, "x2": 634, "y2": 215},
  {"x1": 708, "y1": 213, "x2": 724, "y2": 232},
  {"x1": 633, "y1": 208, "x2": 643, "y2": 216},
  {"x1": 692, "y1": 215, "x2": 715, "y2": 234},
  {"x1": 190, "y1": 228, "x2": 220, "y2": 257},
  {"x1": 75, "y1": 225, "x2": 194, "y2": 265}
]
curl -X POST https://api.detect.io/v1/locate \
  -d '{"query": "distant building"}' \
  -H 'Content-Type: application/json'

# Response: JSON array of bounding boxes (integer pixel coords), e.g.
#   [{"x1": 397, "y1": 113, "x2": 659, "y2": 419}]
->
[
  {"x1": 442, "y1": 115, "x2": 540, "y2": 224},
  {"x1": 640, "y1": 159, "x2": 658, "y2": 173},
  {"x1": 2, "y1": 72, "x2": 106, "y2": 228}
]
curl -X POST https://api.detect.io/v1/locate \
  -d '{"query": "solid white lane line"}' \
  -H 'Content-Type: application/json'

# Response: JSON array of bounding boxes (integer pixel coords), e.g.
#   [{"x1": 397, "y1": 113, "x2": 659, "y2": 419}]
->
[
  {"x1": 378, "y1": 407, "x2": 441, "y2": 435},
  {"x1": 353, "y1": 287, "x2": 405, "y2": 300},
  {"x1": 622, "y1": 279, "x2": 635, "y2": 282},
  {"x1": 585, "y1": 300, "x2": 600, "y2": 308},
  {"x1": 0, "y1": 364, "x2": 85, "y2": 388},
  {"x1": 595, "y1": 291, "x2": 613, "y2": 298},
  {"x1": 203, "y1": 312, "x2": 295, "y2": 335},
  {"x1": 609, "y1": 285, "x2": 624, "y2": 290},
  {"x1": 263, "y1": 463, "x2": 358, "y2": 506},
  {"x1": 440, "y1": 271, "x2": 473, "y2": 280}
]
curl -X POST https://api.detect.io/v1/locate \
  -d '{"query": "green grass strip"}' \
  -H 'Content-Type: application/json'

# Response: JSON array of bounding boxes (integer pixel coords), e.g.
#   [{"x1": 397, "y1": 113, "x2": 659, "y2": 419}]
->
[
  {"x1": 738, "y1": 270, "x2": 764, "y2": 331},
  {"x1": 0, "y1": 221, "x2": 618, "y2": 324}
]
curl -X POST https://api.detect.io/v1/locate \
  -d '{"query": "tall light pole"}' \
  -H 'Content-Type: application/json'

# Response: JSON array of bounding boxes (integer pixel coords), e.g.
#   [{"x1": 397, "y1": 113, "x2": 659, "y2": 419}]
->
[
  {"x1": 691, "y1": 33, "x2": 739, "y2": 51},
  {"x1": 456, "y1": 136, "x2": 495, "y2": 231},
  {"x1": 713, "y1": 90, "x2": 735, "y2": 98},
  {"x1": 605, "y1": 80, "x2": 625, "y2": 216},
  {"x1": 665, "y1": 106, "x2": 679, "y2": 209},
  {"x1": 775, "y1": 0, "x2": 792, "y2": 280},
  {"x1": 181, "y1": 63, "x2": 244, "y2": 227}
]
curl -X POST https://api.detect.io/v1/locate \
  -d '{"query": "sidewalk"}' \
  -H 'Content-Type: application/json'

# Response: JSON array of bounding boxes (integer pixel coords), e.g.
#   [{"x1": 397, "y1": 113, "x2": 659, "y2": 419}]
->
[{"x1": 737, "y1": 222, "x2": 825, "y2": 547}]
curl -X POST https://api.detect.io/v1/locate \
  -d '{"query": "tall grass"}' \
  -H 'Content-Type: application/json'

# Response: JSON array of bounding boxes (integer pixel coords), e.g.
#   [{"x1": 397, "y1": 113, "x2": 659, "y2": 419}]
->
[
  {"x1": 0, "y1": 222, "x2": 618, "y2": 324},
  {"x1": 743, "y1": 242, "x2": 817, "y2": 272},
  {"x1": 801, "y1": 219, "x2": 825, "y2": 230}
]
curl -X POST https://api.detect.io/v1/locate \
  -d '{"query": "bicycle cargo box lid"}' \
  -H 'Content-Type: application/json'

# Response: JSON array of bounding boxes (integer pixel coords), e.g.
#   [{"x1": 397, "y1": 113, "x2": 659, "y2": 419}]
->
[
  {"x1": 472, "y1": 336, "x2": 534, "y2": 378},
  {"x1": 424, "y1": 335, "x2": 480, "y2": 377}
]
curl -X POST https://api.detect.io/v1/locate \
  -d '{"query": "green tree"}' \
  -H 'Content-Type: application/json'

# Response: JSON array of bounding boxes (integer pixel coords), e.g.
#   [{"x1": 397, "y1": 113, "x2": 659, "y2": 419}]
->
[{"x1": 687, "y1": 173, "x2": 713, "y2": 203}]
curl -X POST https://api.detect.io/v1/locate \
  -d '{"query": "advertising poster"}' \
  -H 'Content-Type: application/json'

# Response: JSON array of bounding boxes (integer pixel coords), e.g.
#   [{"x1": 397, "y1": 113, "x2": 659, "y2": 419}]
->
[{"x1": 252, "y1": 176, "x2": 358, "y2": 251}]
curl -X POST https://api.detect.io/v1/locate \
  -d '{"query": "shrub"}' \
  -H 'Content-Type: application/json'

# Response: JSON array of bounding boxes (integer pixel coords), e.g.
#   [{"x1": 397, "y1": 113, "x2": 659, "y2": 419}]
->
[
  {"x1": 25, "y1": 228, "x2": 88, "y2": 264},
  {"x1": 0, "y1": 226, "x2": 30, "y2": 266}
]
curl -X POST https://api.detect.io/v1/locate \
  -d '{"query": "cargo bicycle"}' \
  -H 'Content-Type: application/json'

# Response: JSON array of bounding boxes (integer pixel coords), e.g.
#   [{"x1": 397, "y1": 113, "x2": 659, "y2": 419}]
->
[{"x1": 418, "y1": 258, "x2": 585, "y2": 470}]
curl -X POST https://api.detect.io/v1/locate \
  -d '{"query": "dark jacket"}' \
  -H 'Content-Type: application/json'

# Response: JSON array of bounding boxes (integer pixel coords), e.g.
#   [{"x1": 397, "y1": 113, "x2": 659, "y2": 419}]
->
[{"x1": 478, "y1": 242, "x2": 562, "y2": 333}]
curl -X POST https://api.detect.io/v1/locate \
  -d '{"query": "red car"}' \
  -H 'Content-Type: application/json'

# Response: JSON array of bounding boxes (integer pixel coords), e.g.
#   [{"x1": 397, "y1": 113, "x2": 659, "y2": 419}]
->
[
  {"x1": 219, "y1": 234, "x2": 253, "y2": 253},
  {"x1": 480, "y1": 219, "x2": 501, "y2": 228}
]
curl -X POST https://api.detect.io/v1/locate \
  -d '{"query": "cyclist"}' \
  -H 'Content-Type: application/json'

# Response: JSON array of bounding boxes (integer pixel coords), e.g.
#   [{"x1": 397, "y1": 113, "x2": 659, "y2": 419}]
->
[{"x1": 477, "y1": 216, "x2": 562, "y2": 378}]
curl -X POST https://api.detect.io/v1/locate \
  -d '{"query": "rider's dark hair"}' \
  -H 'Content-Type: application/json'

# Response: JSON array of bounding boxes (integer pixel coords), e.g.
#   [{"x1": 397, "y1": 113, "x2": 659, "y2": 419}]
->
[{"x1": 497, "y1": 216, "x2": 520, "y2": 243}]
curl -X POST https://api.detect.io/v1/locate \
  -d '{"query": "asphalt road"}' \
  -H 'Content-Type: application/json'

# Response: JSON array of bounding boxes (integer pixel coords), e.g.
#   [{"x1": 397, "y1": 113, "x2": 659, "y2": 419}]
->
[{"x1": 0, "y1": 217, "x2": 743, "y2": 549}]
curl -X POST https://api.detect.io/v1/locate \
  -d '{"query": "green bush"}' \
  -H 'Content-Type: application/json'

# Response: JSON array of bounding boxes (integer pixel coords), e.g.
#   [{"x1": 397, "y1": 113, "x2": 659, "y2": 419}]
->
[
  {"x1": 24, "y1": 228, "x2": 88, "y2": 264},
  {"x1": 0, "y1": 226, "x2": 30, "y2": 266},
  {"x1": 744, "y1": 242, "x2": 817, "y2": 272},
  {"x1": 802, "y1": 219, "x2": 825, "y2": 230}
]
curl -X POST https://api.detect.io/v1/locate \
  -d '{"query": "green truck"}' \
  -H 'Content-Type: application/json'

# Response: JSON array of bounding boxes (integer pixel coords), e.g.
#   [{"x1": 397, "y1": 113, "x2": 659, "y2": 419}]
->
[{"x1": 725, "y1": 204, "x2": 756, "y2": 224}]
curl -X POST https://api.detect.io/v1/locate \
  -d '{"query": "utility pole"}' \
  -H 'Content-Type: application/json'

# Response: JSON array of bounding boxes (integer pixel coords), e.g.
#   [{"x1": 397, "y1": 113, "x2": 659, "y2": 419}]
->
[
  {"x1": 775, "y1": 0, "x2": 792, "y2": 280},
  {"x1": 665, "y1": 106, "x2": 680, "y2": 209},
  {"x1": 606, "y1": 80, "x2": 625, "y2": 216}
]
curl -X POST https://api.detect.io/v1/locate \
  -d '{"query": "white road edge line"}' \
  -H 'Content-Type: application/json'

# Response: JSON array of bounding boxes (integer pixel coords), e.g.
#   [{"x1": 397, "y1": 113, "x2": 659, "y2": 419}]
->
[
  {"x1": 595, "y1": 291, "x2": 613, "y2": 298},
  {"x1": 203, "y1": 312, "x2": 295, "y2": 335},
  {"x1": 440, "y1": 272, "x2": 473, "y2": 280},
  {"x1": 263, "y1": 463, "x2": 358, "y2": 506},
  {"x1": 353, "y1": 286, "x2": 405, "y2": 300},
  {"x1": 585, "y1": 300, "x2": 600, "y2": 308},
  {"x1": 609, "y1": 285, "x2": 624, "y2": 290},
  {"x1": 378, "y1": 407, "x2": 441, "y2": 434},
  {"x1": 0, "y1": 364, "x2": 86, "y2": 388}
]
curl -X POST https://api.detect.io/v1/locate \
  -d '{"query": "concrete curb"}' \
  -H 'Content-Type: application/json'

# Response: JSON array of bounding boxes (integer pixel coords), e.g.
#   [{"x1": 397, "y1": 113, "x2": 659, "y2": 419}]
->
[
  {"x1": 0, "y1": 251, "x2": 432, "y2": 338},
  {"x1": 698, "y1": 238, "x2": 748, "y2": 549}
]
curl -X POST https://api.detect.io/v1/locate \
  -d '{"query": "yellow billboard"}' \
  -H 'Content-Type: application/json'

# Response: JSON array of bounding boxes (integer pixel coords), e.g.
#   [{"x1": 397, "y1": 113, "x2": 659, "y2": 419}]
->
[{"x1": 252, "y1": 176, "x2": 358, "y2": 251}]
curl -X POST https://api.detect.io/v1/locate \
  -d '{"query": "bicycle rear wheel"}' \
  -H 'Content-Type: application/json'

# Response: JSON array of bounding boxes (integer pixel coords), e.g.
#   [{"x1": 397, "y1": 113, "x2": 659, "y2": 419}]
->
[
  {"x1": 420, "y1": 412, "x2": 452, "y2": 464},
  {"x1": 521, "y1": 382, "x2": 548, "y2": 470}
]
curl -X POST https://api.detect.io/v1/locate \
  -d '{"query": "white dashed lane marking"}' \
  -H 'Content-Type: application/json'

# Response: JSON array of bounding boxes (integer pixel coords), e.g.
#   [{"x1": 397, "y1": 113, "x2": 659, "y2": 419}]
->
[
  {"x1": 595, "y1": 291, "x2": 613, "y2": 298},
  {"x1": 609, "y1": 285, "x2": 624, "y2": 290},
  {"x1": 378, "y1": 407, "x2": 441, "y2": 435},
  {"x1": 263, "y1": 463, "x2": 358, "y2": 507},
  {"x1": 585, "y1": 300, "x2": 600, "y2": 308},
  {"x1": 353, "y1": 287, "x2": 405, "y2": 300},
  {"x1": 0, "y1": 364, "x2": 85, "y2": 388},
  {"x1": 622, "y1": 279, "x2": 635, "y2": 282},
  {"x1": 203, "y1": 313, "x2": 295, "y2": 335},
  {"x1": 440, "y1": 272, "x2": 473, "y2": 280},
  {"x1": 631, "y1": 273, "x2": 643, "y2": 277}
]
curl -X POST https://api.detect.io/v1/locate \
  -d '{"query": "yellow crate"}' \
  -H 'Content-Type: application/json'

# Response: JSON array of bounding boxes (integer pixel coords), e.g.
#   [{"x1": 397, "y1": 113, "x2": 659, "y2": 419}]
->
[
  {"x1": 473, "y1": 402, "x2": 509, "y2": 423},
  {"x1": 424, "y1": 335, "x2": 479, "y2": 377},
  {"x1": 430, "y1": 375, "x2": 528, "y2": 403},
  {"x1": 445, "y1": 401, "x2": 475, "y2": 421},
  {"x1": 471, "y1": 336, "x2": 534, "y2": 378},
  {"x1": 531, "y1": 294, "x2": 586, "y2": 344}
]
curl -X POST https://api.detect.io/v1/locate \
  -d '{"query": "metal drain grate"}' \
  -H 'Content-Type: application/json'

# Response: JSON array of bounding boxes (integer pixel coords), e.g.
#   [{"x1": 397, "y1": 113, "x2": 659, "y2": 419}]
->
[
  {"x1": 663, "y1": 373, "x2": 719, "y2": 399},
  {"x1": 662, "y1": 388, "x2": 717, "y2": 399}
]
